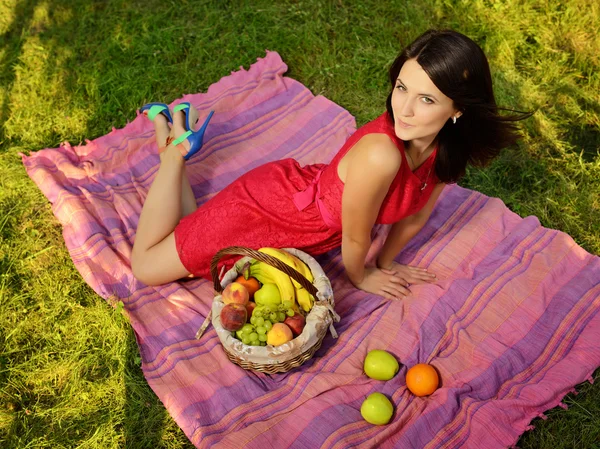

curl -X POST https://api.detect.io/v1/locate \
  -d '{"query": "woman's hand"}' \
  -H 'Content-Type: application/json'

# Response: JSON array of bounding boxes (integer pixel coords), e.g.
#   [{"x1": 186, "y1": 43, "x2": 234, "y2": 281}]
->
[
  {"x1": 352, "y1": 267, "x2": 413, "y2": 300},
  {"x1": 382, "y1": 262, "x2": 437, "y2": 285}
]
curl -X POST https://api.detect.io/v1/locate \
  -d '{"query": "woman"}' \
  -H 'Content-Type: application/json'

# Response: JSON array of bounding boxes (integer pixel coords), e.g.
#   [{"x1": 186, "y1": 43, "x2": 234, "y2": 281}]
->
[{"x1": 131, "y1": 29, "x2": 531, "y2": 300}]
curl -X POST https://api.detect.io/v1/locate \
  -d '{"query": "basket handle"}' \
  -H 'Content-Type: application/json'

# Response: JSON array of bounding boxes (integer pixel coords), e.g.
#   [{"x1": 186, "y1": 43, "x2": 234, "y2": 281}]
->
[{"x1": 210, "y1": 246, "x2": 319, "y2": 297}]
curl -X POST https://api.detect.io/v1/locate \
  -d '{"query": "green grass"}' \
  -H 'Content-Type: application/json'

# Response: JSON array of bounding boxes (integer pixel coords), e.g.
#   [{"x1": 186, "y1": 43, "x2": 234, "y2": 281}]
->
[{"x1": 1, "y1": 0, "x2": 598, "y2": 447}]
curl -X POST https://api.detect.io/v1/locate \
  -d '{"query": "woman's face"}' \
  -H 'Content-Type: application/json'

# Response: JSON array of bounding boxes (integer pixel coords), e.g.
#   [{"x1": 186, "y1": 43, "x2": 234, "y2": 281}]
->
[{"x1": 390, "y1": 58, "x2": 461, "y2": 144}]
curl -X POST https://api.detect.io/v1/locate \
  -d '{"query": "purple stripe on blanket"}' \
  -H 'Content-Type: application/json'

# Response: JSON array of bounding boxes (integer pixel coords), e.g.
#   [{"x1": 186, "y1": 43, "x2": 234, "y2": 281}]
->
[
  {"x1": 22, "y1": 51, "x2": 600, "y2": 449},
  {"x1": 396, "y1": 261, "x2": 600, "y2": 449}
]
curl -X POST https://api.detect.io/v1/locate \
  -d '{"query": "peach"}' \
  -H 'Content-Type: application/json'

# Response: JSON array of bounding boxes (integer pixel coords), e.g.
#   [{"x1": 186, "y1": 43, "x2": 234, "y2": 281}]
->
[
  {"x1": 283, "y1": 313, "x2": 306, "y2": 337},
  {"x1": 266, "y1": 323, "x2": 293, "y2": 346},
  {"x1": 220, "y1": 303, "x2": 247, "y2": 331},
  {"x1": 245, "y1": 301, "x2": 256, "y2": 318},
  {"x1": 222, "y1": 282, "x2": 249, "y2": 306}
]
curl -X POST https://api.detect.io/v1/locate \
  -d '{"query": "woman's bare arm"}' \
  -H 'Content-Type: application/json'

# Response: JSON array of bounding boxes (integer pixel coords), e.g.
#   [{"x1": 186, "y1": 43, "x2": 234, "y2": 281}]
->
[
  {"x1": 376, "y1": 182, "x2": 446, "y2": 270},
  {"x1": 341, "y1": 134, "x2": 401, "y2": 285}
]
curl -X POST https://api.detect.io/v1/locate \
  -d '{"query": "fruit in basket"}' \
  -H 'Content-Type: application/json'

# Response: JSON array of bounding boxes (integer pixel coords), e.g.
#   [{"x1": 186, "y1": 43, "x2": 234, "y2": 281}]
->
[
  {"x1": 235, "y1": 275, "x2": 261, "y2": 299},
  {"x1": 254, "y1": 283, "x2": 282, "y2": 307},
  {"x1": 360, "y1": 393, "x2": 394, "y2": 425},
  {"x1": 258, "y1": 248, "x2": 314, "y2": 284},
  {"x1": 405, "y1": 364, "x2": 439, "y2": 397},
  {"x1": 222, "y1": 282, "x2": 249, "y2": 306},
  {"x1": 295, "y1": 286, "x2": 314, "y2": 312},
  {"x1": 266, "y1": 323, "x2": 293, "y2": 346},
  {"x1": 248, "y1": 260, "x2": 295, "y2": 304},
  {"x1": 258, "y1": 248, "x2": 316, "y2": 312},
  {"x1": 220, "y1": 303, "x2": 248, "y2": 332},
  {"x1": 364, "y1": 350, "x2": 400, "y2": 381},
  {"x1": 245, "y1": 301, "x2": 256, "y2": 318},
  {"x1": 283, "y1": 313, "x2": 306, "y2": 336}
]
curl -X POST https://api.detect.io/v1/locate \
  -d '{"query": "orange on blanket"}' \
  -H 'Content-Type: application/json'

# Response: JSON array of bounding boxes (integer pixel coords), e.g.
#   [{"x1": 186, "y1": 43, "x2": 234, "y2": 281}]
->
[{"x1": 406, "y1": 364, "x2": 439, "y2": 397}]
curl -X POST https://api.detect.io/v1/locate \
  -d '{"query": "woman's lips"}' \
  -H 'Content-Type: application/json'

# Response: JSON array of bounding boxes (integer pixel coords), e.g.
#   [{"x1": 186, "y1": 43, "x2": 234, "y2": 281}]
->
[{"x1": 397, "y1": 119, "x2": 414, "y2": 128}]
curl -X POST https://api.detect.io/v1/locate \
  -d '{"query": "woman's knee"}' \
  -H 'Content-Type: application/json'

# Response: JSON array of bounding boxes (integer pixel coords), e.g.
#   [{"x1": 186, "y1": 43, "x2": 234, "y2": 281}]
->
[
  {"x1": 130, "y1": 237, "x2": 190, "y2": 286},
  {"x1": 131, "y1": 250, "x2": 154, "y2": 285}
]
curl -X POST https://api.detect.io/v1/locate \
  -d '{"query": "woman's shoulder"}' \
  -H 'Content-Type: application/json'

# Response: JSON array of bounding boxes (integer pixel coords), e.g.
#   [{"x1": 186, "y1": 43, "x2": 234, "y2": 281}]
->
[{"x1": 349, "y1": 131, "x2": 402, "y2": 174}]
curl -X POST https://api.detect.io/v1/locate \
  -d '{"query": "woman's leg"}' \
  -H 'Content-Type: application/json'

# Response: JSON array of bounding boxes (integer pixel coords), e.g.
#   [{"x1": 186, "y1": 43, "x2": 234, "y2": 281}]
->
[
  {"x1": 153, "y1": 108, "x2": 198, "y2": 218},
  {"x1": 131, "y1": 108, "x2": 200, "y2": 285}
]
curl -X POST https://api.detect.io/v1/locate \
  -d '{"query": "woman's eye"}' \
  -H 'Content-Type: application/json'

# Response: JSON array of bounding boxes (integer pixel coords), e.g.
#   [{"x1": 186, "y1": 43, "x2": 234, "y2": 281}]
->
[
  {"x1": 422, "y1": 97, "x2": 434, "y2": 104},
  {"x1": 396, "y1": 84, "x2": 406, "y2": 91}
]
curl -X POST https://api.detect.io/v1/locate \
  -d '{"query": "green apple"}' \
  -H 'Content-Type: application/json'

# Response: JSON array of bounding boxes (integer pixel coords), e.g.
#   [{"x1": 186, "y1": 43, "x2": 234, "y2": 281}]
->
[
  {"x1": 254, "y1": 283, "x2": 282, "y2": 307},
  {"x1": 364, "y1": 350, "x2": 400, "y2": 381},
  {"x1": 360, "y1": 392, "x2": 394, "y2": 425}
]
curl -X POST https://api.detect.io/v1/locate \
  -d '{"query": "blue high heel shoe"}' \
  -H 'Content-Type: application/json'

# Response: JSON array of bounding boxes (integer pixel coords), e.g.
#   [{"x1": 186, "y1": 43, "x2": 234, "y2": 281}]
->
[
  {"x1": 173, "y1": 102, "x2": 196, "y2": 131},
  {"x1": 171, "y1": 105, "x2": 214, "y2": 161},
  {"x1": 140, "y1": 103, "x2": 173, "y2": 123}
]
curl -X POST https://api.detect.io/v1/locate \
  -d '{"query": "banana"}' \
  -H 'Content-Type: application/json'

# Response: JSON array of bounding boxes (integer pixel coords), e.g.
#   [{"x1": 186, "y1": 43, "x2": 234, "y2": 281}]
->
[
  {"x1": 295, "y1": 285, "x2": 314, "y2": 312},
  {"x1": 259, "y1": 248, "x2": 315, "y2": 312},
  {"x1": 259, "y1": 247, "x2": 314, "y2": 286},
  {"x1": 248, "y1": 260, "x2": 295, "y2": 305}
]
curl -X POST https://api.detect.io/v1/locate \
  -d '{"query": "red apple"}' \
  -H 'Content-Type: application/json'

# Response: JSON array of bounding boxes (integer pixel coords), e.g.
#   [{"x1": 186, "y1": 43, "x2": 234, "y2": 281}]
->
[
  {"x1": 284, "y1": 313, "x2": 306, "y2": 337},
  {"x1": 220, "y1": 303, "x2": 247, "y2": 331},
  {"x1": 245, "y1": 301, "x2": 256, "y2": 318}
]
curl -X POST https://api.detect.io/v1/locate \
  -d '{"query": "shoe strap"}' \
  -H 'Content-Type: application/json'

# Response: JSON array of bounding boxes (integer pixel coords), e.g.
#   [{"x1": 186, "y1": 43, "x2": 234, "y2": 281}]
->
[
  {"x1": 173, "y1": 103, "x2": 190, "y2": 113},
  {"x1": 146, "y1": 104, "x2": 168, "y2": 121},
  {"x1": 158, "y1": 135, "x2": 188, "y2": 158},
  {"x1": 171, "y1": 131, "x2": 191, "y2": 147}
]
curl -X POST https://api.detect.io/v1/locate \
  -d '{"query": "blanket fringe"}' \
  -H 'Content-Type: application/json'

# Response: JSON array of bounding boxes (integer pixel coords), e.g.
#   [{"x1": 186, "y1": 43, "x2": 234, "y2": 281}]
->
[{"x1": 569, "y1": 387, "x2": 578, "y2": 395}]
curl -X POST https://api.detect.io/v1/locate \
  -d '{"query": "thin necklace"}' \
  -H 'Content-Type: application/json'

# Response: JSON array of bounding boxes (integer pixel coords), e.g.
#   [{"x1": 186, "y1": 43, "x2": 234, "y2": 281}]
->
[
  {"x1": 406, "y1": 149, "x2": 433, "y2": 191},
  {"x1": 421, "y1": 164, "x2": 433, "y2": 191}
]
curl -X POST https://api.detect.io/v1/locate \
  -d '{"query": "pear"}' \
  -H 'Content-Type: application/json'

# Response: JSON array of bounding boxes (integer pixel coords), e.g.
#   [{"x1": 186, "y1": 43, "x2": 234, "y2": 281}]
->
[
  {"x1": 364, "y1": 350, "x2": 400, "y2": 381},
  {"x1": 254, "y1": 283, "x2": 282, "y2": 307}
]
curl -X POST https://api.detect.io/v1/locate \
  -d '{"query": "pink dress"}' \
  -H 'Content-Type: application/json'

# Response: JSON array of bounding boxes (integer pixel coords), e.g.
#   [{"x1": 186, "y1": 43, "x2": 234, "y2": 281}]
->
[{"x1": 174, "y1": 111, "x2": 439, "y2": 280}]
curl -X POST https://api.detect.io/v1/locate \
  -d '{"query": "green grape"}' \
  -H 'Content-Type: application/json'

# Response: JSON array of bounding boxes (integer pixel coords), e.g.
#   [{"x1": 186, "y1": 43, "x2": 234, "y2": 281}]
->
[
  {"x1": 286, "y1": 309, "x2": 295, "y2": 317},
  {"x1": 242, "y1": 324, "x2": 254, "y2": 334},
  {"x1": 278, "y1": 312, "x2": 286, "y2": 322},
  {"x1": 236, "y1": 330, "x2": 244, "y2": 340},
  {"x1": 264, "y1": 306, "x2": 273, "y2": 314},
  {"x1": 249, "y1": 332, "x2": 259, "y2": 341},
  {"x1": 242, "y1": 335, "x2": 252, "y2": 345},
  {"x1": 282, "y1": 300, "x2": 293, "y2": 309},
  {"x1": 253, "y1": 309, "x2": 263, "y2": 318},
  {"x1": 258, "y1": 334, "x2": 267, "y2": 342},
  {"x1": 264, "y1": 320, "x2": 273, "y2": 331},
  {"x1": 277, "y1": 304, "x2": 286, "y2": 312},
  {"x1": 255, "y1": 317, "x2": 265, "y2": 327},
  {"x1": 261, "y1": 341, "x2": 267, "y2": 346},
  {"x1": 256, "y1": 326, "x2": 267, "y2": 335},
  {"x1": 269, "y1": 312, "x2": 278, "y2": 322},
  {"x1": 251, "y1": 338, "x2": 260, "y2": 346},
  {"x1": 250, "y1": 316, "x2": 257, "y2": 325}
]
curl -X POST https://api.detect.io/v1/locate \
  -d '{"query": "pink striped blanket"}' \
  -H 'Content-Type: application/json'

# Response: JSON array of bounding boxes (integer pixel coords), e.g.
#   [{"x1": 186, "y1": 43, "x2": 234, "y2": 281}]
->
[{"x1": 23, "y1": 51, "x2": 600, "y2": 448}]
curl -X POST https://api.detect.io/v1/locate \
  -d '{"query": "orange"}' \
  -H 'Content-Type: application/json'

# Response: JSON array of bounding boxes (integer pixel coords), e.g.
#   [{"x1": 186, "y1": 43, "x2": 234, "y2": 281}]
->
[
  {"x1": 405, "y1": 364, "x2": 439, "y2": 397},
  {"x1": 235, "y1": 275, "x2": 261, "y2": 298}
]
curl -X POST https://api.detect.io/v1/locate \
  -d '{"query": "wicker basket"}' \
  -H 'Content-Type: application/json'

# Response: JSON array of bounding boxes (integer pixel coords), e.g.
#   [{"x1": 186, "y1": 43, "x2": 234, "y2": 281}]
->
[{"x1": 196, "y1": 246, "x2": 339, "y2": 374}]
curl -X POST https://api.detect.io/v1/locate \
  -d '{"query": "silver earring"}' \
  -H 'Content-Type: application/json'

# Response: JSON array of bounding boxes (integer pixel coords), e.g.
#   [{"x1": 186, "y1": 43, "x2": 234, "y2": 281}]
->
[{"x1": 452, "y1": 116, "x2": 457, "y2": 124}]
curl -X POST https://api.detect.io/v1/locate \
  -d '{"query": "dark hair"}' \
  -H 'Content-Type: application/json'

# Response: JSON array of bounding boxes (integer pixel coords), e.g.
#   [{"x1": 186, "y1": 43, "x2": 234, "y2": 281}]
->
[{"x1": 386, "y1": 29, "x2": 533, "y2": 183}]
